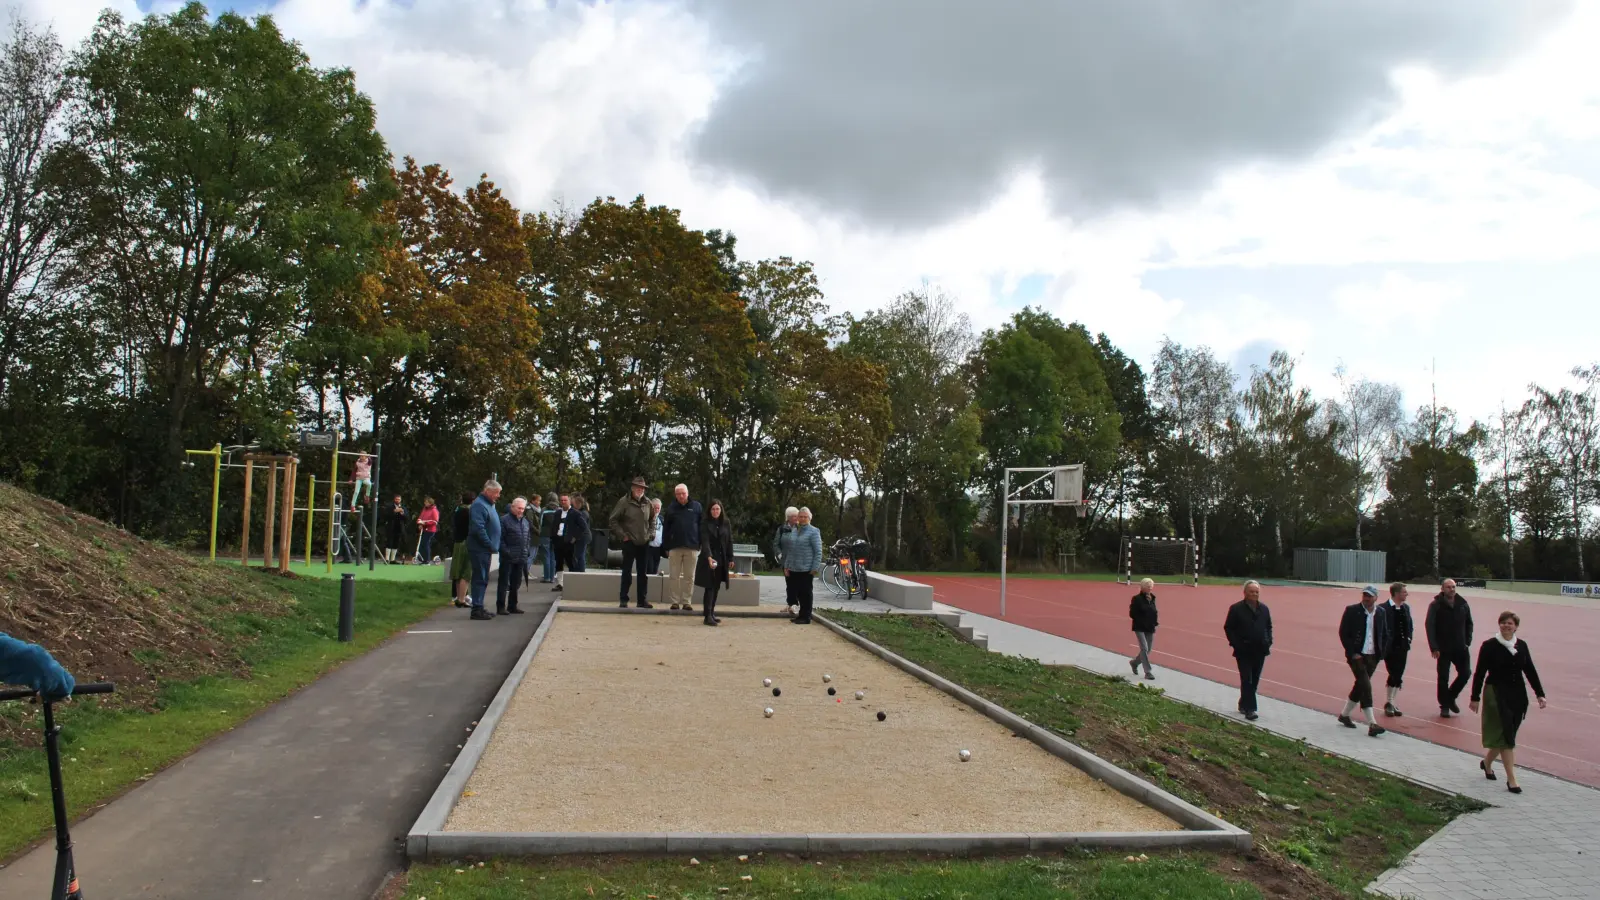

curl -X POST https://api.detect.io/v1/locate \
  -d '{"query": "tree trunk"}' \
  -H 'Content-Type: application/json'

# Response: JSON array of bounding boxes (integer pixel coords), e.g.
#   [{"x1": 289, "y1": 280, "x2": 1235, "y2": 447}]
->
[
  {"x1": 1355, "y1": 500, "x2": 1363, "y2": 551},
  {"x1": 1574, "y1": 489, "x2": 1588, "y2": 582},
  {"x1": 1505, "y1": 470, "x2": 1515, "y2": 581},
  {"x1": 1432, "y1": 511, "x2": 1441, "y2": 579},
  {"x1": 894, "y1": 490, "x2": 904, "y2": 566}
]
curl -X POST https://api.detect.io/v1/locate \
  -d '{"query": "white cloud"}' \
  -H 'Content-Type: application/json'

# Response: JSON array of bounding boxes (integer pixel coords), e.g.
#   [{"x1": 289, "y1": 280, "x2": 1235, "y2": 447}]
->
[{"x1": 14, "y1": 0, "x2": 1600, "y2": 426}]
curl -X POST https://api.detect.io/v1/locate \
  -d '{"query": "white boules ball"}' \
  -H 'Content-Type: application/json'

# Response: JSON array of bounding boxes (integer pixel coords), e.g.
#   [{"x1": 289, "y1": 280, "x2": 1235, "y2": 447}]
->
[
  {"x1": 823, "y1": 673, "x2": 832, "y2": 683},
  {"x1": 764, "y1": 707, "x2": 774, "y2": 718},
  {"x1": 855, "y1": 690, "x2": 865, "y2": 700},
  {"x1": 958, "y1": 749, "x2": 971, "y2": 762},
  {"x1": 763, "y1": 678, "x2": 772, "y2": 687}
]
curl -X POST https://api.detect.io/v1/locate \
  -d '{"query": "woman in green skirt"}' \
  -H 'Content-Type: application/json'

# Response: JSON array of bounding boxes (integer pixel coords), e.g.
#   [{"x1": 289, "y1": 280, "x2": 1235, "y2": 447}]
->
[{"x1": 1469, "y1": 610, "x2": 1547, "y2": 793}]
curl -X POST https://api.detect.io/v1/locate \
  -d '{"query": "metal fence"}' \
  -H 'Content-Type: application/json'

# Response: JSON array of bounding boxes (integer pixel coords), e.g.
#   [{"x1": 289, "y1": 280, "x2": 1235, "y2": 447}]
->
[{"x1": 1292, "y1": 548, "x2": 1387, "y2": 584}]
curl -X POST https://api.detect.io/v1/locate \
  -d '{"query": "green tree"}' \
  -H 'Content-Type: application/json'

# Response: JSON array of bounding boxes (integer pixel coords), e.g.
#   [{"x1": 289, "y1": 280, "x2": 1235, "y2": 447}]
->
[
  {"x1": 64, "y1": 2, "x2": 392, "y2": 471},
  {"x1": 1373, "y1": 406, "x2": 1481, "y2": 579}
]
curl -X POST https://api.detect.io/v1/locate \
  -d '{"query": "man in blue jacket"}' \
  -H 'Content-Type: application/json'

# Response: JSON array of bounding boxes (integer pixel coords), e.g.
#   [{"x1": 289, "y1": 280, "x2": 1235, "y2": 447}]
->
[
  {"x1": 467, "y1": 480, "x2": 503, "y2": 621},
  {"x1": 0, "y1": 632, "x2": 75, "y2": 699},
  {"x1": 660, "y1": 483, "x2": 703, "y2": 611}
]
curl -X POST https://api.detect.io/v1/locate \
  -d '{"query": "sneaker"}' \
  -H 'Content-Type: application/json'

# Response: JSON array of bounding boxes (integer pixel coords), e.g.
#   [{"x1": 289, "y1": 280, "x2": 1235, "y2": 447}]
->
[
  {"x1": 470, "y1": 608, "x2": 494, "y2": 621},
  {"x1": 1337, "y1": 715, "x2": 1357, "y2": 728},
  {"x1": 1368, "y1": 724, "x2": 1386, "y2": 737},
  {"x1": 552, "y1": 584, "x2": 563, "y2": 592}
]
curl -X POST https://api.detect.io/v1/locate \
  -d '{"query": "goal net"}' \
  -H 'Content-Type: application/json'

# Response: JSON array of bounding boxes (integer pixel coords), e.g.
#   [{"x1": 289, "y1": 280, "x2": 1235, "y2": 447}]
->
[{"x1": 1120, "y1": 536, "x2": 1198, "y2": 586}]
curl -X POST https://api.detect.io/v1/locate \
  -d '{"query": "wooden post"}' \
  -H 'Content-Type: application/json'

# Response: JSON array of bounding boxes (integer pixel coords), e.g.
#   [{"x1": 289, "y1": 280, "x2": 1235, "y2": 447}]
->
[
  {"x1": 263, "y1": 460, "x2": 278, "y2": 569},
  {"x1": 305, "y1": 474, "x2": 316, "y2": 567},
  {"x1": 279, "y1": 457, "x2": 296, "y2": 575},
  {"x1": 241, "y1": 458, "x2": 254, "y2": 567}
]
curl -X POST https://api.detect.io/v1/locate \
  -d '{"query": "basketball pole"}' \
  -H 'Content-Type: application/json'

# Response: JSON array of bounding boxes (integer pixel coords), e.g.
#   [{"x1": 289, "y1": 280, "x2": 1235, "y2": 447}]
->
[
  {"x1": 1000, "y1": 469, "x2": 1009, "y2": 618},
  {"x1": 998, "y1": 464, "x2": 1084, "y2": 620}
]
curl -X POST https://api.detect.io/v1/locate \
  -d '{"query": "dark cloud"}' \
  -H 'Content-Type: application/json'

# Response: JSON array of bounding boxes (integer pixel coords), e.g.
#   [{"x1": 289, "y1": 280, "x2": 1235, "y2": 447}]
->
[{"x1": 685, "y1": 0, "x2": 1571, "y2": 228}]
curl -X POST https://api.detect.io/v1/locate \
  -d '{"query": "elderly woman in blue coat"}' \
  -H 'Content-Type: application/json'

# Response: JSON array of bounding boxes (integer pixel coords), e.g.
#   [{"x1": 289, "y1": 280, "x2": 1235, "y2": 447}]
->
[{"x1": 779, "y1": 507, "x2": 824, "y2": 624}]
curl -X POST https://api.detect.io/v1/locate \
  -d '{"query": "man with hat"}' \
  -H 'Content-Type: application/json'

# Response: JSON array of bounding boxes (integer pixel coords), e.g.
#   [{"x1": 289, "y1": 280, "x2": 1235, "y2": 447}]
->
[
  {"x1": 609, "y1": 476, "x2": 656, "y2": 608},
  {"x1": 1337, "y1": 584, "x2": 1391, "y2": 736}
]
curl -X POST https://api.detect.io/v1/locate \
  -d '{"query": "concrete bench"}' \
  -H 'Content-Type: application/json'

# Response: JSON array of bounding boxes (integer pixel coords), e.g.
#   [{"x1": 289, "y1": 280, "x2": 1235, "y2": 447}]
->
[
  {"x1": 558, "y1": 569, "x2": 760, "y2": 606},
  {"x1": 864, "y1": 571, "x2": 933, "y2": 610},
  {"x1": 440, "y1": 552, "x2": 499, "y2": 581},
  {"x1": 732, "y1": 543, "x2": 763, "y2": 575}
]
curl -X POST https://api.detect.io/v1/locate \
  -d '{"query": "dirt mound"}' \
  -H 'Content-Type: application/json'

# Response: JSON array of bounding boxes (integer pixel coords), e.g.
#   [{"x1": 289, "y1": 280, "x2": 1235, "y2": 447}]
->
[{"x1": 0, "y1": 481, "x2": 301, "y2": 741}]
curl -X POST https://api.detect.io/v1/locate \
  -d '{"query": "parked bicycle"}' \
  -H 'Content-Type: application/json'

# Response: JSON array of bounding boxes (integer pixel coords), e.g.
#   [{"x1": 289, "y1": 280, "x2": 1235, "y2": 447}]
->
[
  {"x1": 1, "y1": 680, "x2": 116, "y2": 900},
  {"x1": 821, "y1": 536, "x2": 872, "y2": 598}
]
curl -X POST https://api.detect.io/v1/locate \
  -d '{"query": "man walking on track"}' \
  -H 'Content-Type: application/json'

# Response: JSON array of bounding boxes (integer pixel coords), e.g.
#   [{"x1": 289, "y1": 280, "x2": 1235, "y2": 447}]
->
[
  {"x1": 1426, "y1": 578, "x2": 1475, "y2": 717},
  {"x1": 466, "y1": 480, "x2": 502, "y2": 621},
  {"x1": 1381, "y1": 582, "x2": 1414, "y2": 717},
  {"x1": 661, "y1": 484, "x2": 703, "y2": 611},
  {"x1": 1337, "y1": 585, "x2": 1391, "y2": 736},
  {"x1": 610, "y1": 476, "x2": 655, "y2": 609},
  {"x1": 1224, "y1": 581, "x2": 1272, "y2": 721}
]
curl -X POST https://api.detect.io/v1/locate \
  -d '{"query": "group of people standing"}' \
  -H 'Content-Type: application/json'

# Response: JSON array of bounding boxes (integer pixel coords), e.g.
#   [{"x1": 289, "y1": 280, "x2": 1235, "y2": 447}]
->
[
  {"x1": 609, "y1": 479, "x2": 740, "y2": 624},
  {"x1": 448, "y1": 482, "x2": 596, "y2": 620},
  {"x1": 1215, "y1": 577, "x2": 1547, "y2": 792}
]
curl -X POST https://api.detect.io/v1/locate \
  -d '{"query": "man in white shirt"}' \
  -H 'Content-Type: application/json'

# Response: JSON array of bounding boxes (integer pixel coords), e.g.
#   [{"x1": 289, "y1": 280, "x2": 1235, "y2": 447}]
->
[{"x1": 1337, "y1": 585, "x2": 1392, "y2": 736}]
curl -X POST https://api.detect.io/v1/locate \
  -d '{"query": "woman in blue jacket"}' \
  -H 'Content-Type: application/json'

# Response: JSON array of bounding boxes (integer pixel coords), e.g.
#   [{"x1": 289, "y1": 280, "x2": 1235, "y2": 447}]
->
[
  {"x1": 779, "y1": 507, "x2": 824, "y2": 624},
  {"x1": 0, "y1": 632, "x2": 75, "y2": 699}
]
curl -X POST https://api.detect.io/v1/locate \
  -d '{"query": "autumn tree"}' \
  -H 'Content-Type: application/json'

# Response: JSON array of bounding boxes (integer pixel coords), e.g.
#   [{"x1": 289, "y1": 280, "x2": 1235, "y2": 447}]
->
[{"x1": 1326, "y1": 365, "x2": 1403, "y2": 550}]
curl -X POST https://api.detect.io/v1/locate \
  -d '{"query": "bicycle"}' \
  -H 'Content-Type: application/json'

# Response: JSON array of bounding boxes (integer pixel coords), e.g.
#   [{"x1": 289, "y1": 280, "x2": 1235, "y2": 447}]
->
[
  {"x1": 0, "y1": 680, "x2": 116, "y2": 900},
  {"x1": 821, "y1": 536, "x2": 872, "y2": 598}
]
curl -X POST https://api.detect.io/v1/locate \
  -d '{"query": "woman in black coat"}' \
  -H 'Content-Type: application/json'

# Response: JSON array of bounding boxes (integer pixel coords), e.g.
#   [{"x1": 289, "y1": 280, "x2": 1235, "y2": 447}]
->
[
  {"x1": 1128, "y1": 577, "x2": 1159, "y2": 680},
  {"x1": 1469, "y1": 610, "x2": 1547, "y2": 793},
  {"x1": 694, "y1": 500, "x2": 733, "y2": 626}
]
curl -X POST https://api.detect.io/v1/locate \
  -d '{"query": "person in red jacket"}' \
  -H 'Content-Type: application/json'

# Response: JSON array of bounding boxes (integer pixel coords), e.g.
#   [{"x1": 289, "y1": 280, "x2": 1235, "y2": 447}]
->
[{"x1": 415, "y1": 497, "x2": 440, "y2": 564}]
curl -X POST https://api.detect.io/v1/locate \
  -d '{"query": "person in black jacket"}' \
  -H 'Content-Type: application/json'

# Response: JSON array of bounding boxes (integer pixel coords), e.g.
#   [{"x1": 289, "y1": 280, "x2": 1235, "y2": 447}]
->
[
  {"x1": 694, "y1": 500, "x2": 733, "y2": 626},
  {"x1": 661, "y1": 484, "x2": 704, "y2": 612},
  {"x1": 1425, "y1": 578, "x2": 1475, "y2": 717},
  {"x1": 496, "y1": 497, "x2": 532, "y2": 615},
  {"x1": 1337, "y1": 585, "x2": 1391, "y2": 736},
  {"x1": 1223, "y1": 581, "x2": 1272, "y2": 721},
  {"x1": 448, "y1": 491, "x2": 474, "y2": 608},
  {"x1": 1380, "y1": 582, "x2": 1415, "y2": 717},
  {"x1": 383, "y1": 495, "x2": 409, "y2": 563},
  {"x1": 1127, "y1": 578, "x2": 1159, "y2": 680},
  {"x1": 1470, "y1": 610, "x2": 1547, "y2": 793}
]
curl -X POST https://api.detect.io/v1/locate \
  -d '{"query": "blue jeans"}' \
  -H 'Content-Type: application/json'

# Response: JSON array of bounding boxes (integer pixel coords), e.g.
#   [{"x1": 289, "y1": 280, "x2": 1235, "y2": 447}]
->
[
  {"x1": 497, "y1": 559, "x2": 526, "y2": 611},
  {"x1": 1235, "y1": 653, "x2": 1267, "y2": 714},
  {"x1": 540, "y1": 537, "x2": 555, "y2": 581},
  {"x1": 469, "y1": 549, "x2": 493, "y2": 609},
  {"x1": 418, "y1": 531, "x2": 435, "y2": 563}
]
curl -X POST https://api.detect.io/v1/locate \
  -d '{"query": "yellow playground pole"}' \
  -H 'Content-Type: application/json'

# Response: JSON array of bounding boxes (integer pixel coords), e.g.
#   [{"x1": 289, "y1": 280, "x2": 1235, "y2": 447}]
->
[
  {"x1": 326, "y1": 433, "x2": 340, "y2": 573},
  {"x1": 305, "y1": 474, "x2": 315, "y2": 567},
  {"x1": 185, "y1": 443, "x2": 222, "y2": 560}
]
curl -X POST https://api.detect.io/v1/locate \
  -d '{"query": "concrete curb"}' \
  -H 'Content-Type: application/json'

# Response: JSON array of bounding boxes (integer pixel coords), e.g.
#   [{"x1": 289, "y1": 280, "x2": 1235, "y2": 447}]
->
[
  {"x1": 558, "y1": 605, "x2": 791, "y2": 619},
  {"x1": 812, "y1": 613, "x2": 1251, "y2": 849},
  {"x1": 406, "y1": 598, "x2": 563, "y2": 860},
  {"x1": 406, "y1": 606, "x2": 1250, "y2": 860}
]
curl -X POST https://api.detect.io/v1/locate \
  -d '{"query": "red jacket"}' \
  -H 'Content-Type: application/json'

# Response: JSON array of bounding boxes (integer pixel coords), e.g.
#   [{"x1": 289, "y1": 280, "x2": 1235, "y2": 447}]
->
[{"x1": 417, "y1": 506, "x2": 439, "y2": 533}]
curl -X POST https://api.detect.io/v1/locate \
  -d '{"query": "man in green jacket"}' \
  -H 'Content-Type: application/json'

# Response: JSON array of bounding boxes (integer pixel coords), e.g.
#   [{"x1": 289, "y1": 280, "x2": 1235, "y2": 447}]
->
[{"x1": 610, "y1": 476, "x2": 655, "y2": 609}]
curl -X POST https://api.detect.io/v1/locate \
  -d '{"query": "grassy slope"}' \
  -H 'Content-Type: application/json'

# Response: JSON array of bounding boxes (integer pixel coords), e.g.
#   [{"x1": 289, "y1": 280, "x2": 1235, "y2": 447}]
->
[{"x1": 0, "y1": 481, "x2": 448, "y2": 859}]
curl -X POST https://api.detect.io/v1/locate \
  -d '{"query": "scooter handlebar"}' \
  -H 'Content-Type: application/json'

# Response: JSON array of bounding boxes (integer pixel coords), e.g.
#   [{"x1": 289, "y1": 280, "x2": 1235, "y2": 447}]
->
[{"x1": 0, "y1": 681, "x2": 115, "y2": 702}]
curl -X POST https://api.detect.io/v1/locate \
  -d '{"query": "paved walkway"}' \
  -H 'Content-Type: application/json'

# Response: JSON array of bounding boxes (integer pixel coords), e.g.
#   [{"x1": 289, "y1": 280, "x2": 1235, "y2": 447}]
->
[
  {"x1": 942, "y1": 608, "x2": 1600, "y2": 900},
  {"x1": 0, "y1": 598, "x2": 551, "y2": 900}
]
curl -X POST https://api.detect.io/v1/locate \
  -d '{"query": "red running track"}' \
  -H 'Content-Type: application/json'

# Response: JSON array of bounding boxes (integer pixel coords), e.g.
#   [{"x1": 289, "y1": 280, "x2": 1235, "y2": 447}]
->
[{"x1": 911, "y1": 575, "x2": 1600, "y2": 788}]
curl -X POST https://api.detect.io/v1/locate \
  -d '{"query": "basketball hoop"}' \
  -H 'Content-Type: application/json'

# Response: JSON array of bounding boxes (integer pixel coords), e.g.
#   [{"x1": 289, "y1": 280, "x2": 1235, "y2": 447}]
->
[{"x1": 999, "y1": 464, "x2": 1086, "y2": 617}]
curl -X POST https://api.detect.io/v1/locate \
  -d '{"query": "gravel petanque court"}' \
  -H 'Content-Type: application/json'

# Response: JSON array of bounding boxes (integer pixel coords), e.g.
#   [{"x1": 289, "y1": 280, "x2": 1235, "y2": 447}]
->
[{"x1": 442, "y1": 612, "x2": 1179, "y2": 835}]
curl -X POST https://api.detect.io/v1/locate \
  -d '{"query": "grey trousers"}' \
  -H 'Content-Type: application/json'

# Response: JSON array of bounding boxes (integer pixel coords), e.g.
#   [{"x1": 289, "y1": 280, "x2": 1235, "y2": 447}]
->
[{"x1": 1133, "y1": 631, "x2": 1155, "y2": 674}]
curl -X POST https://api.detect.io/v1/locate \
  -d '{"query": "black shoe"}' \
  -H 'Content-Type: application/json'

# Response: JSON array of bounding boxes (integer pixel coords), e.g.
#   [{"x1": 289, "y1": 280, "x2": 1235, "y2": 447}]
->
[
  {"x1": 791, "y1": 617, "x2": 811, "y2": 624},
  {"x1": 1244, "y1": 712, "x2": 1259, "y2": 721},
  {"x1": 1337, "y1": 715, "x2": 1357, "y2": 728},
  {"x1": 683, "y1": 605, "x2": 694, "y2": 613},
  {"x1": 508, "y1": 607, "x2": 524, "y2": 614},
  {"x1": 470, "y1": 608, "x2": 494, "y2": 620},
  {"x1": 703, "y1": 618, "x2": 718, "y2": 626},
  {"x1": 1144, "y1": 672, "x2": 1155, "y2": 680},
  {"x1": 1449, "y1": 700, "x2": 1461, "y2": 714},
  {"x1": 636, "y1": 601, "x2": 653, "y2": 609},
  {"x1": 619, "y1": 601, "x2": 629, "y2": 608},
  {"x1": 1384, "y1": 704, "x2": 1402, "y2": 717},
  {"x1": 1481, "y1": 760, "x2": 1497, "y2": 780},
  {"x1": 1368, "y1": 724, "x2": 1386, "y2": 737},
  {"x1": 1507, "y1": 784, "x2": 1522, "y2": 794},
  {"x1": 1440, "y1": 707, "x2": 1453, "y2": 718},
  {"x1": 1130, "y1": 659, "x2": 1140, "y2": 674},
  {"x1": 552, "y1": 584, "x2": 563, "y2": 592}
]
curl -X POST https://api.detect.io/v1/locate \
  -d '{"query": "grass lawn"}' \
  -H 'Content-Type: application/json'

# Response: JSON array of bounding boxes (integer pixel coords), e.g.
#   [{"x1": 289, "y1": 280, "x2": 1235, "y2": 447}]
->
[
  {"x1": 0, "y1": 576, "x2": 447, "y2": 860},
  {"x1": 218, "y1": 557, "x2": 448, "y2": 582},
  {"x1": 401, "y1": 852, "x2": 1262, "y2": 899}
]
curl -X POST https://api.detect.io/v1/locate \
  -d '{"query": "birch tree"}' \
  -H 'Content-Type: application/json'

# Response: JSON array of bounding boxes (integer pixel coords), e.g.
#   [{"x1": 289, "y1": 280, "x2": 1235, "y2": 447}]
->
[
  {"x1": 1151, "y1": 339, "x2": 1235, "y2": 561},
  {"x1": 1528, "y1": 365, "x2": 1600, "y2": 580},
  {"x1": 1325, "y1": 365, "x2": 1402, "y2": 550}
]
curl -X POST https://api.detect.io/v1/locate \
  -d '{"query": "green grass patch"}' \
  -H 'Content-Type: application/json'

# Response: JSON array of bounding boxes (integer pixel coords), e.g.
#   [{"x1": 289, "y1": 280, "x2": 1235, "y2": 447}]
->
[
  {"x1": 0, "y1": 575, "x2": 446, "y2": 859},
  {"x1": 825, "y1": 612, "x2": 1484, "y2": 897},
  {"x1": 218, "y1": 558, "x2": 449, "y2": 582},
  {"x1": 402, "y1": 852, "x2": 1261, "y2": 899}
]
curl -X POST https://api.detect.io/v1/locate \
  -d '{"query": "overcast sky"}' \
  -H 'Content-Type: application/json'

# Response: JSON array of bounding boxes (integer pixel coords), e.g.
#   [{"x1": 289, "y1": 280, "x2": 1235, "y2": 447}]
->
[{"x1": 29, "y1": 0, "x2": 1600, "y2": 424}]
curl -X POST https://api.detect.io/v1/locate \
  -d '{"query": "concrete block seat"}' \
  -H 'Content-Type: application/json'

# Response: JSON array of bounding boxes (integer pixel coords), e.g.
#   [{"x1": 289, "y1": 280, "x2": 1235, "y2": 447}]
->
[
  {"x1": 560, "y1": 569, "x2": 760, "y2": 606},
  {"x1": 864, "y1": 571, "x2": 933, "y2": 610}
]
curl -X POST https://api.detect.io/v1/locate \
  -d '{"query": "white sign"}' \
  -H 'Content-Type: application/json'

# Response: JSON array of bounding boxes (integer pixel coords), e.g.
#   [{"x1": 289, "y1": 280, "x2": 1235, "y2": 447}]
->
[{"x1": 1559, "y1": 583, "x2": 1598, "y2": 597}]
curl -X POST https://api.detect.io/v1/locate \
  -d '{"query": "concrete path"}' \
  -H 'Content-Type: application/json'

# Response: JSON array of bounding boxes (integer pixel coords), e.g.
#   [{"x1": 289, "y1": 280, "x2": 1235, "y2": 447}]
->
[
  {"x1": 943, "y1": 607, "x2": 1600, "y2": 900},
  {"x1": 0, "y1": 596, "x2": 551, "y2": 900}
]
